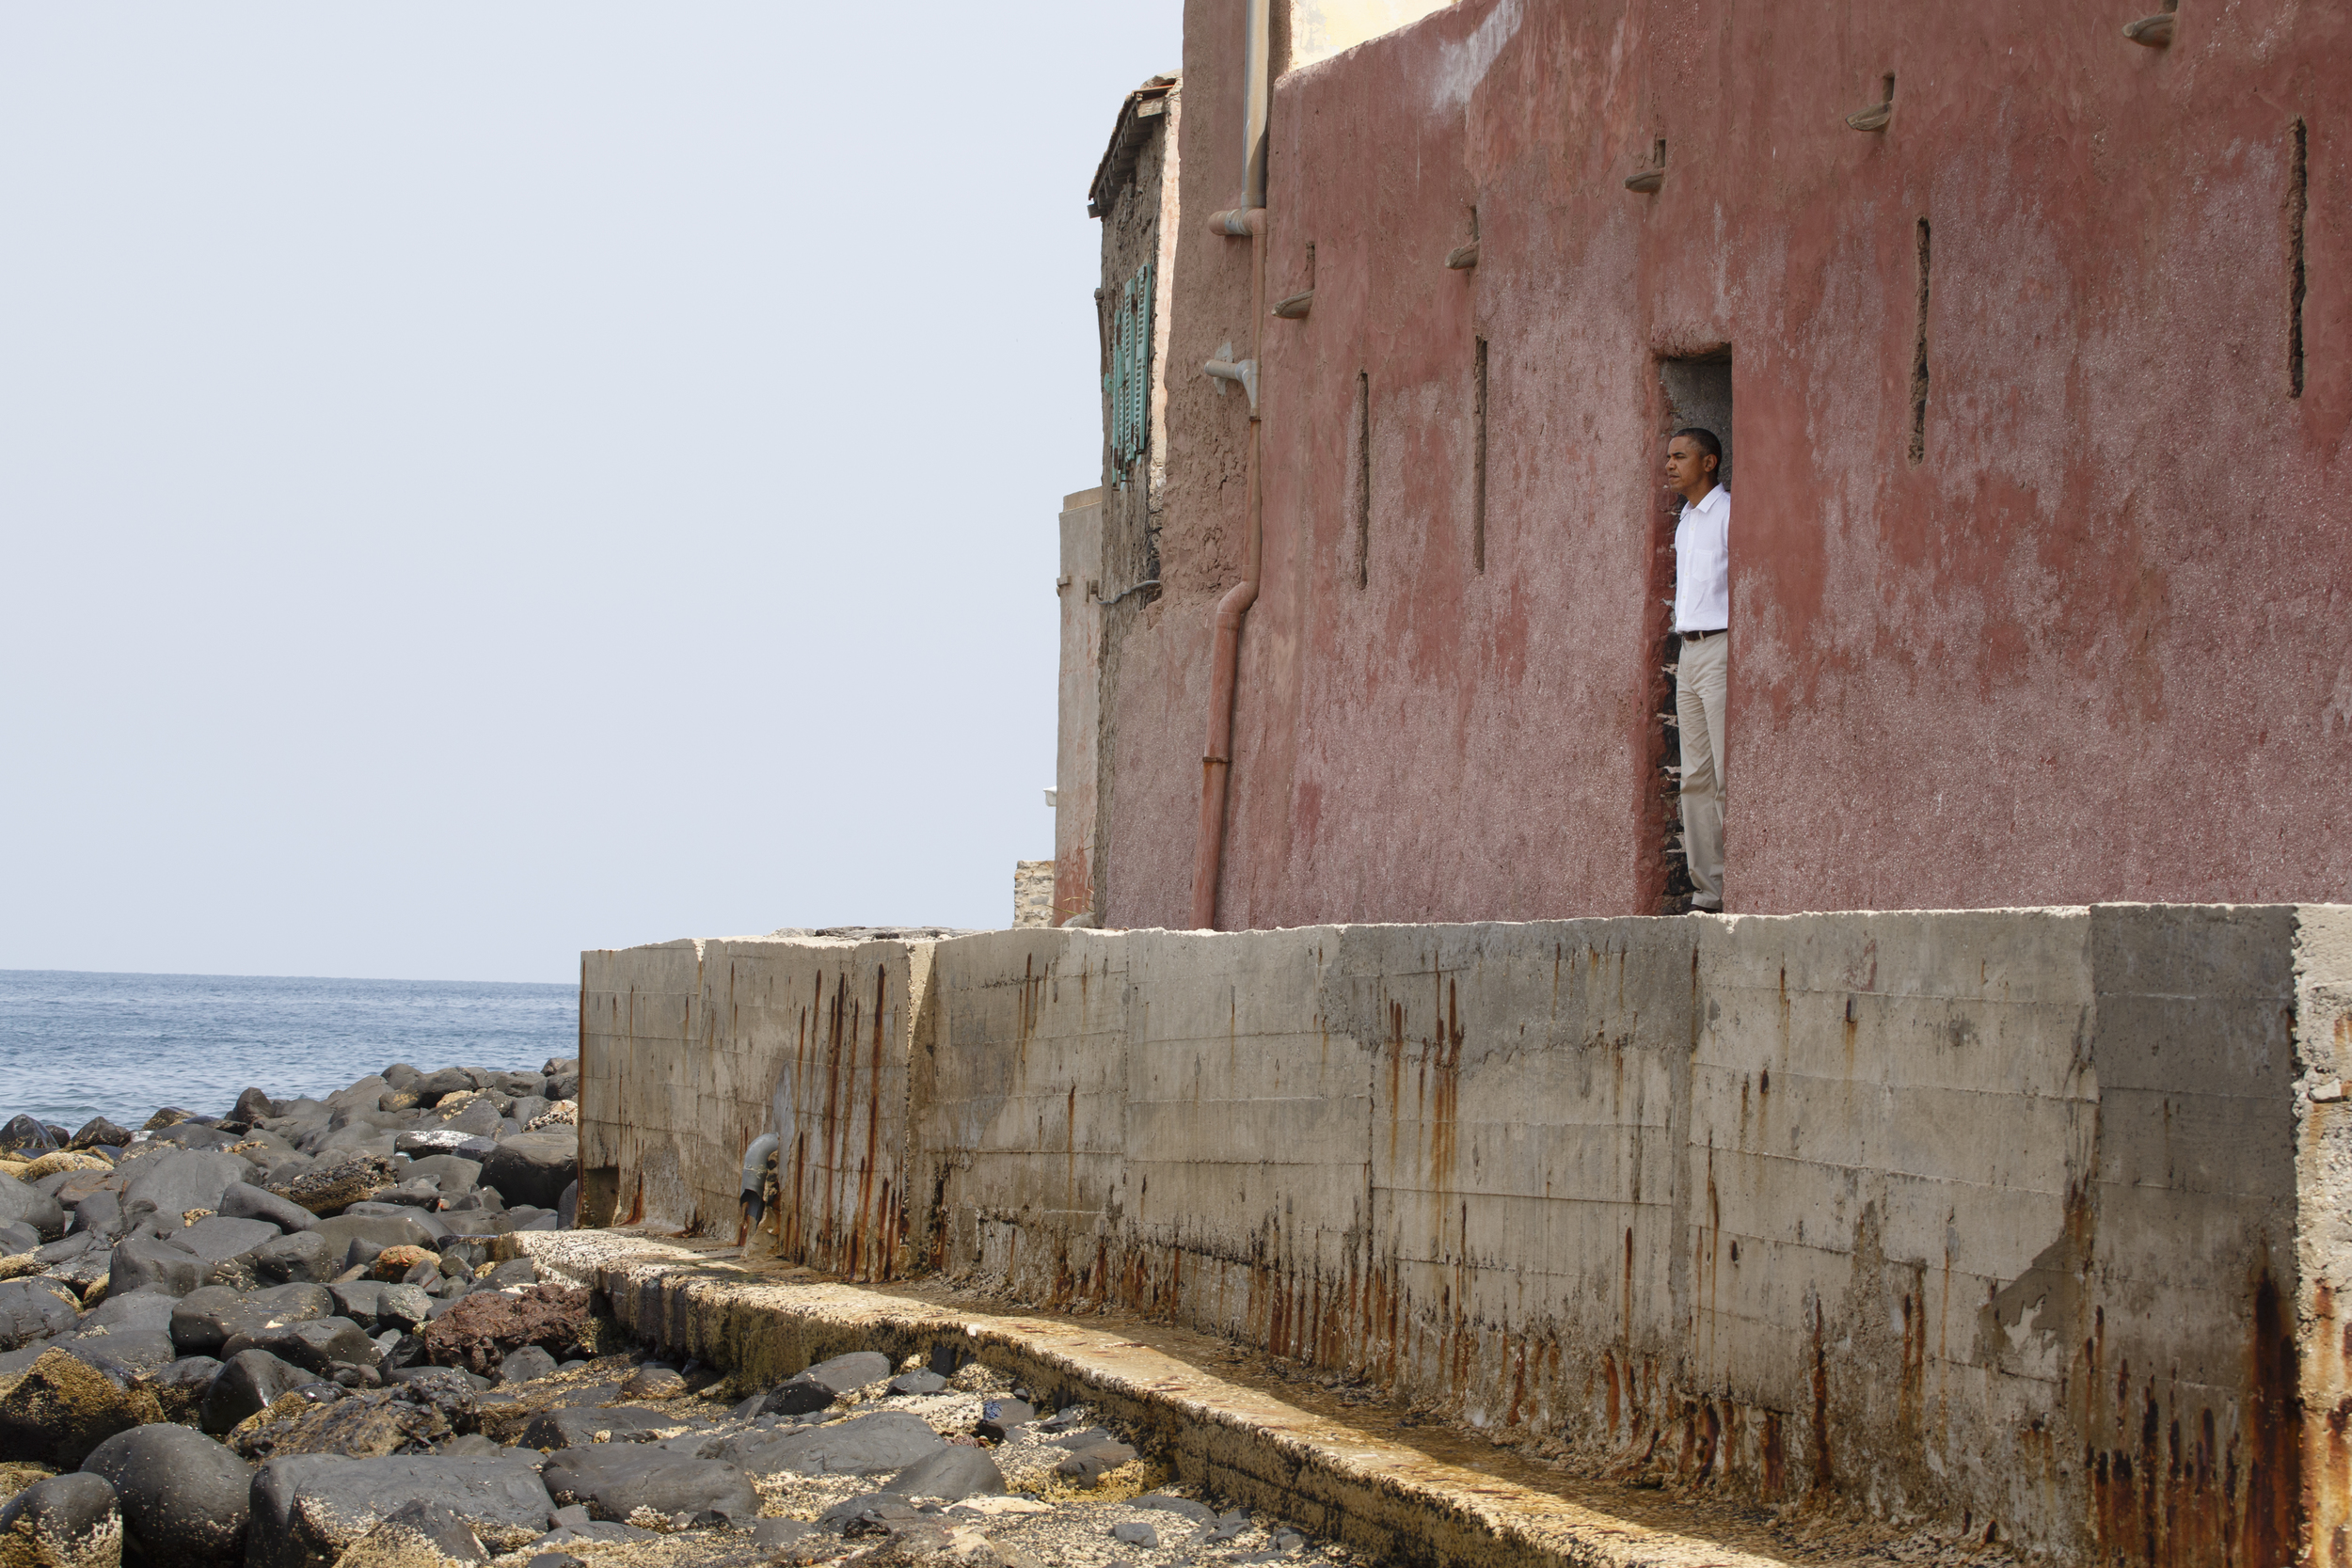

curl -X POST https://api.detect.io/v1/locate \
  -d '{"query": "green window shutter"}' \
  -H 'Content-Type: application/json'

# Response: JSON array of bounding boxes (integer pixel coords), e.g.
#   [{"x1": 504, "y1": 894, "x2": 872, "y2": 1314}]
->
[{"x1": 1108, "y1": 261, "x2": 1152, "y2": 483}]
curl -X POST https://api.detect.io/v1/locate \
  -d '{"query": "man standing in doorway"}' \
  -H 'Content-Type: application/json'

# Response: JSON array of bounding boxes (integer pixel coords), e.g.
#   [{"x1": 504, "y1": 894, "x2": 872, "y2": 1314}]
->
[{"x1": 1666, "y1": 428, "x2": 1728, "y2": 913}]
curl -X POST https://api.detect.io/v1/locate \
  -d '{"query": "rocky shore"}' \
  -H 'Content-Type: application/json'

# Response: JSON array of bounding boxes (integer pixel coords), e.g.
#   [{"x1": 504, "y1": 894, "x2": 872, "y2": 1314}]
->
[{"x1": 0, "y1": 1065, "x2": 1353, "y2": 1568}]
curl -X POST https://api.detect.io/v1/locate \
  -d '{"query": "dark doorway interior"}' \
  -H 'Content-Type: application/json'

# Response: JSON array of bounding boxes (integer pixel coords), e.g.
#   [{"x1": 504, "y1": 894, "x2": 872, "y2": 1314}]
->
[
  {"x1": 1646, "y1": 351, "x2": 1732, "y2": 911},
  {"x1": 1661, "y1": 355, "x2": 1733, "y2": 487}
]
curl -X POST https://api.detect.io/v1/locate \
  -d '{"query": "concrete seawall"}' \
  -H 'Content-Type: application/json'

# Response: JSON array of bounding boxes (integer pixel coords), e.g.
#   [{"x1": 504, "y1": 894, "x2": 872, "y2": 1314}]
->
[{"x1": 580, "y1": 905, "x2": 2352, "y2": 1563}]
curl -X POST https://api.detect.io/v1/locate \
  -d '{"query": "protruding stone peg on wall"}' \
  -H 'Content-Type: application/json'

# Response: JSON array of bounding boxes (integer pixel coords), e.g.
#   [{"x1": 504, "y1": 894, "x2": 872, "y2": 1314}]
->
[
  {"x1": 2122, "y1": 10, "x2": 2175, "y2": 44},
  {"x1": 1846, "y1": 100, "x2": 1893, "y2": 132},
  {"x1": 1271, "y1": 290, "x2": 1313, "y2": 319},
  {"x1": 1444, "y1": 241, "x2": 1480, "y2": 270},
  {"x1": 1624, "y1": 168, "x2": 1663, "y2": 194}
]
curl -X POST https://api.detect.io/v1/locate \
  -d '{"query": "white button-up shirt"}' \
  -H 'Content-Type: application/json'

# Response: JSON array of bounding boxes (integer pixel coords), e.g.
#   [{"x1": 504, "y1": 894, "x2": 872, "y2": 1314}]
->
[{"x1": 1673, "y1": 483, "x2": 1731, "y2": 633}]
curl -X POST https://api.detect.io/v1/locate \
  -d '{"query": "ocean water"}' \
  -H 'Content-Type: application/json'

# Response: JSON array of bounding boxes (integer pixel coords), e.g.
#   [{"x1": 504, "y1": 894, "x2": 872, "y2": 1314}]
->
[{"x1": 0, "y1": 969, "x2": 578, "y2": 1132}]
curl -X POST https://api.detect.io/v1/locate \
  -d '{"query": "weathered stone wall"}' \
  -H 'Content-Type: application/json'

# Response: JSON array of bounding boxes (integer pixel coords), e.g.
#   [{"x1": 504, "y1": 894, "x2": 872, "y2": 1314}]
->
[
  {"x1": 581, "y1": 903, "x2": 2352, "y2": 1562},
  {"x1": 1094, "y1": 0, "x2": 2352, "y2": 929}
]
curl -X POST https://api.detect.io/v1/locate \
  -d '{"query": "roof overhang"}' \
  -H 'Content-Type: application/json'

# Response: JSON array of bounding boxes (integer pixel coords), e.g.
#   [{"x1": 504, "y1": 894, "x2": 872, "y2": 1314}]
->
[{"x1": 1088, "y1": 77, "x2": 1176, "y2": 220}]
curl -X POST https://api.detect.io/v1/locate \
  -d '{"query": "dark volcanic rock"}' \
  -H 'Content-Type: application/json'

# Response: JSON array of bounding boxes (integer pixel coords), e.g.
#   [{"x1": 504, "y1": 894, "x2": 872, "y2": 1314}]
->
[
  {"x1": 104, "y1": 1234, "x2": 206, "y2": 1297},
  {"x1": 323, "y1": 1078, "x2": 394, "y2": 1116},
  {"x1": 496, "y1": 1345, "x2": 558, "y2": 1385},
  {"x1": 976, "y1": 1397, "x2": 1035, "y2": 1442},
  {"x1": 0, "y1": 1219, "x2": 39, "y2": 1255},
  {"x1": 219, "y1": 1316, "x2": 377, "y2": 1375},
  {"x1": 75, "y1": 1291, "x2": 177, "y2": 1335},
  {"x1": 802, "y1": 1350, "x2": 891, "y2": 1396},
  {"x1": 817, "y1": 1490, "x2": 925, "y2": 1535},
  {"x1": 538, "y1": 1447, "x2": 758, "y2": 1526},
  {"x1": 402, "y1": 1155, "x2": 481, "y2": 1196},
  {"x1": 477, "y1": 1133, "x2": 575, "y2": 1213},
  {"x1": 364, "y1": 1180, "x2": 444, "y2": 1211},
  {"x1": 151, "y1": 1354, "x2": 223, "y2": 1423},
  {"x1": 754, "y1": 1516, "x2": 821, "y2": 1552},
  {"x1": 0, "y1": 1277, "x2": 80, "y2": 1349},
  {"x1": 119, "y1": 1148, "x2": 248, "y2": 1226},
  {"x1": 1056, "y1": 1438, "x2": 1139, "y2": 1485},
  {"x1": 43, "y1": 1254, "x2": 116, "y2": 1302},
  {"x1": 70, "y1": 1189, "x2": 123, "y2": 1243},
  {"x1": 435, "y1": 1101, "x2": 504, "y2": 1141},
  {"x1": 267, "y1": 1151, "x2": 396, "y2": 1219},
  {"x1": 62, "y1": 1325, "x2": 180, "y2": 1380},
  {"x1": 152, "y1": 1122, "x2": 235, "y2": 1151},
  {"x1": 391, "y1": 1130, "x2": 487, "y2": 1159},
  {"x1": 230, "y1": 1087, "x2": 277, "y2": 1125},
  {"x1": 0, "y1": 1471, "x2": 123, "y2": 1566},
  {"x1": 417, "y1": 1284, "x2": 587, "y2": 1376},
  {"x1": 0, "y1": 1346, "x2": 164, "y2": 1465},
  {"x1": 886, "y1": 1447, "x2": 1006, "y2": 1502},
  {"x1": 718, "y1": 1410, "x2": 946, "y2": 1478},
  {"x1": 328, "y1": 1281, "x2": 432, "y2": 1334},
  {"x1": 200, "y1": 1347, "x2": 315, "y2": 1434},
  {"x1": 617, "y1": 1364, "x2": 684, "y2": 1400},
  {"x1": 1132, "y1": 1492, "x2": 1217, "y2": 1525},
  {"x1": 0, "y1": 1171, "x2": 65, "y2": 1240},
  {"x1": 409, "y1": 1069, "x2": 477, "y2": 1107},
  {"x1": 173, "y1": 1215, "x2": 283, "y2": 1265},
  {"x1": 339, "y1": 1497, "x2": 489, "y2": 1565},
  {"x1": 481, "y1": 1258, "x2": 536, "y2": 1290},
  {"x1": 310, "y1": 1212, "x2": 437, "y2": 1259},
  {"x1": 218, "y1": 1181, "x2": 317, "y2": 1233},
  {"x1": 247, "y1": 1453, "x2": 556, "y2": 1568},
  {"x1": 0, "y1": 1114, "x2": 56, "y2": 1154},
  {"x1": 757, "y1": 1354, "x2": 894, "y2": 1419},
  {"x1": 230, "y1": 1379, "x2": 476, "y2": 1462},
  {"x1": 887, "y1": 1368, "x2": 948, "y2": 1396},
  {"x1": 82, "y1": 1420, "x2": 254, "y2": 1565},
  {"x1": 251, "y1": 1229, "x2": 336, "y2": 1285},
  {"x1": 170, "y1": 1283, "x2": 335, "y2": 1354},
  {"x1": 69, "y1": 1117, "x2": 133, "y2": 1150},
  {"x1": 516, "y1": 1405, "x2": 676, "y2": 1449}
]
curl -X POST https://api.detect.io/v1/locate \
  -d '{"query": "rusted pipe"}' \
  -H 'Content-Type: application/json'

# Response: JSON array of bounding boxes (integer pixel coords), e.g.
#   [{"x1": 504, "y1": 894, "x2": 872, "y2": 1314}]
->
[
  {"x1": 736, "y1": 1131, "x2": 778, "y2": 1244},
  {"x1": 1192, "y1": 206, "x2": 1267, "y2": 929}
]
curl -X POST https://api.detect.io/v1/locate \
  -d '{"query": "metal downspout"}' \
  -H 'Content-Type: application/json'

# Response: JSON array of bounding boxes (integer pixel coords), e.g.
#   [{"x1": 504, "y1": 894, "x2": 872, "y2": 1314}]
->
[{"x1": 1191, "y1": 0, "x2": 1272, "y2": 931}]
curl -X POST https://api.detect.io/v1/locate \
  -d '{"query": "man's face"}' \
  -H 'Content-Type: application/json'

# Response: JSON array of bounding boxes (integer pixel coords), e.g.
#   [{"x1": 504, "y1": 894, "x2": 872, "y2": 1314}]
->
[{"x1": 1664, "y1": 436, "x2": 1717, "y2": 501}]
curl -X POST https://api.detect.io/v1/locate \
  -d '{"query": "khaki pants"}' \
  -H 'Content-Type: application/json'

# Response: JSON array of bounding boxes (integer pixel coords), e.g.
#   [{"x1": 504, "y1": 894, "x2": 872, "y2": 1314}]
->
[{"x1": 1676, "y1": 631, "x2": 1727, "y2": 909}]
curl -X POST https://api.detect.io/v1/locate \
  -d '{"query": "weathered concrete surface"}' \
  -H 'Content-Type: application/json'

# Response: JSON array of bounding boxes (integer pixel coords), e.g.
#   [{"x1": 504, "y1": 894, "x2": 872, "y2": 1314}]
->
[
  {"x1": 1090, "y1": 0, "x2": 2352, "y2": 929},
  {"x1": 582, "y1": 904, "x2": 2352, "y2": 1562},
  {"x1": 512, "y1": 1227, "x2": 1795, "y2": 1568},
  {"x1": 580, "y1": 933, "x2": 935, "y2": 1276}
]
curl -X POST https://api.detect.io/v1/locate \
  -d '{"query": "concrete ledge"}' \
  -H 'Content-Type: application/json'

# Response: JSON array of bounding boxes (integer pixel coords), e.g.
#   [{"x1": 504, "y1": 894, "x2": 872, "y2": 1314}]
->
[{"x1": 512, "y1": 1228, "x2": 1788, "y2": 1568}]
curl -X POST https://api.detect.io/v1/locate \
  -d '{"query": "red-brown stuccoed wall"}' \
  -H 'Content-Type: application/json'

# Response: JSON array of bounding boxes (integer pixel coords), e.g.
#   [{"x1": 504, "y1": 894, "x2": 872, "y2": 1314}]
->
[{"x1": 1103, "y1": 0, "x2": 2352, "y2": 930}]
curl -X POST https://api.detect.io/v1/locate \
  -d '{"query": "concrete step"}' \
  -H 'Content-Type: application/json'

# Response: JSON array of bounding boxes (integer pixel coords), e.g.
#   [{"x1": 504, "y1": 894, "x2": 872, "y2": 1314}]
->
[{"x1": 509, "y1": 1227, "x2": 2019, "y2": 1568}]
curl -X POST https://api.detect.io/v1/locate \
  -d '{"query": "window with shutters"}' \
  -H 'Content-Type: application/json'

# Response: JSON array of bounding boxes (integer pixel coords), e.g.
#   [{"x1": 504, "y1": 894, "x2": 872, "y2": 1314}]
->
[{"x1": 1105, "y1": 261, "x2": 1153, "y2": 483}]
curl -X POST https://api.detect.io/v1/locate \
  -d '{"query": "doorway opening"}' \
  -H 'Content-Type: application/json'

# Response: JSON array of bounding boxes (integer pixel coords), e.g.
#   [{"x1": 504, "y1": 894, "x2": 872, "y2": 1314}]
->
[{"x1": 1645, "y1": 350, "x2": 1732, "y2": 911}]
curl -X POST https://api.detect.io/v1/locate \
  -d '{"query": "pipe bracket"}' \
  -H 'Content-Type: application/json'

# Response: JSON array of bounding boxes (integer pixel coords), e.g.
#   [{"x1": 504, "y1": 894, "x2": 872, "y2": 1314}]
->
[{"x1": 1205, "y1": 342, "x2": 1260, "y2": 413}]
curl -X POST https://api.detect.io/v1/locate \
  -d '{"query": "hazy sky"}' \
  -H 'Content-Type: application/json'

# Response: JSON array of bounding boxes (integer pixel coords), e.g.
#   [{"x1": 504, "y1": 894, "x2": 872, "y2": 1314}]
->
[{"x1": 1, "y1": 5, "x2": 1181, "y2": 984}]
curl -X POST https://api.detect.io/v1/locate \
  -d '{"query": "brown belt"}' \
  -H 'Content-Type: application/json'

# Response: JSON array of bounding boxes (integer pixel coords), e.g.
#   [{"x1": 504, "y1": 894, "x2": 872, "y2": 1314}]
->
[{"x1": 1681, "y1": 629, "x2": 1724, "y2": 643}]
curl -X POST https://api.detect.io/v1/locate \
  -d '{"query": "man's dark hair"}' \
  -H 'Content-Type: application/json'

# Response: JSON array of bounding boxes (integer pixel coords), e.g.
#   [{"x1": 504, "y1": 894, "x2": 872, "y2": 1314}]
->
[{"x1": 1672, "y1": 426, "x2": 1723, "y2": 467}]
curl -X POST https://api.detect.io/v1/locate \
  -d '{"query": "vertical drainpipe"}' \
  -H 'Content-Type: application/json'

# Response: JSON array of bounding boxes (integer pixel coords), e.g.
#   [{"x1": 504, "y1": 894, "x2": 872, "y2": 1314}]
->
[{"x1": 1191, "y1": 0, "x2": 1272, "y2": 931}]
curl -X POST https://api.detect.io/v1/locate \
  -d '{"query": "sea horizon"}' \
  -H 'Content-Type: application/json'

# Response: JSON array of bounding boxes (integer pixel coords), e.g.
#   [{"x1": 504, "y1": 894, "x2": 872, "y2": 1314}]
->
[{"x1": 0, "y1": 967, "x2": 579, "y2": 1132}]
